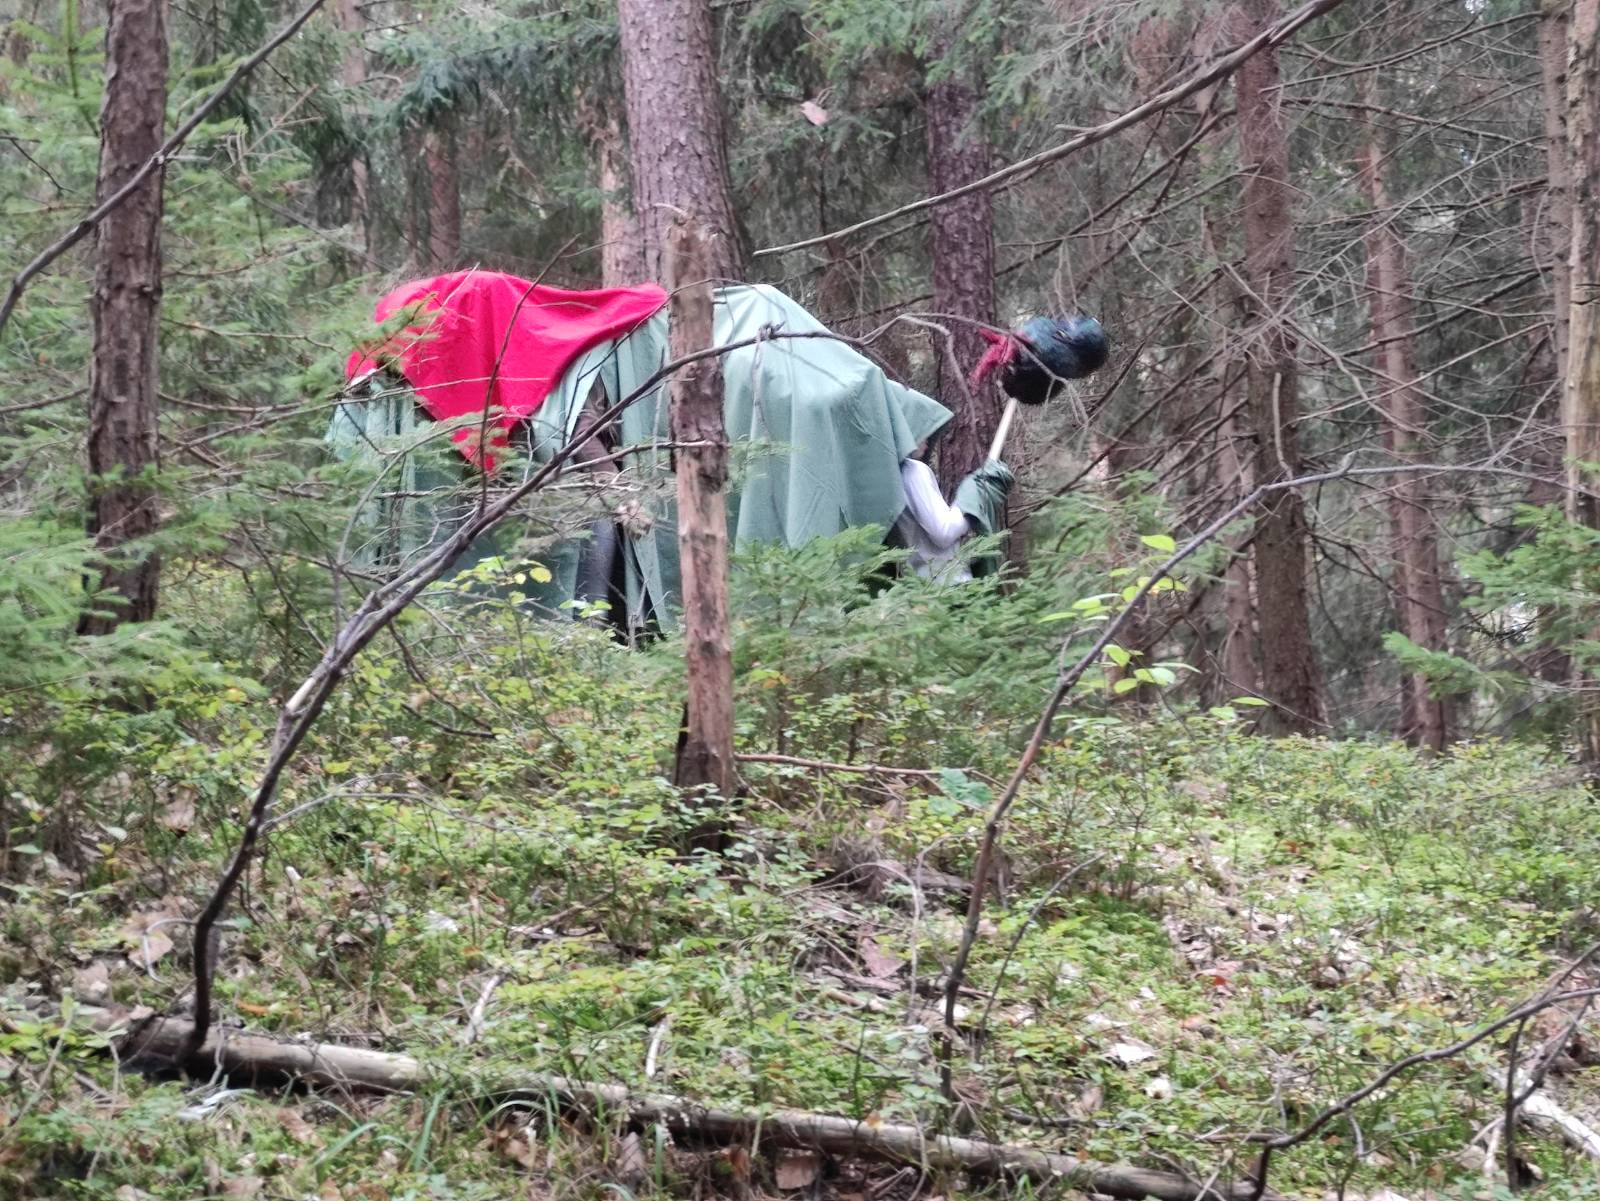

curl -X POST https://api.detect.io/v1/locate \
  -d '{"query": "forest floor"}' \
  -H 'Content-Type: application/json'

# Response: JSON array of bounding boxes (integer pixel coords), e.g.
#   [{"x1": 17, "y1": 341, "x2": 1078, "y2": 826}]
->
[{"x1": 5, "y1": 591, "x2": 1600, "y2": 1201}]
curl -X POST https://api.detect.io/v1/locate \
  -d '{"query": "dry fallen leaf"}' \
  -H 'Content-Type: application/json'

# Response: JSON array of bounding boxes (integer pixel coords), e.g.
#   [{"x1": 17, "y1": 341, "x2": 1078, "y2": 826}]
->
[
  {"x1": 278, "y1": 1107, "x2": 320, "y2": 1146},
  {"x1": 775, "y1": 1149, "x2": 822, "y2": 1190},
  {"x1": 221, "y1": 1179, "x2": 263, "y2": 1198},
  {"x1": 800, "y1": 100, "x2": 829, "y2": 126},
  {"x1": 613, "y1": 1131, "x2": 647, "y2": 1187},
  {"x1": 122, "y1": 911, "x2": 177, "y2": 971},
  {"x1": 162, "y1": 790, "x2": 196, "y2": 834},
  {"x1": 485, "y1": 1126, "x2": 539, "y2": 1170},
  {"x1": 1070, "y1": 1083, "x2": 1104, "y2": 1119},
  {"x1": 858, "y1": 935, "x2": 902, "y2": 979},
  {"x1": 74, "y1": 960, "x2": 111, "y2": 1002},
  {"x1": 1106, "y1": 1037, "x2": 1157, "y2": 1066}
]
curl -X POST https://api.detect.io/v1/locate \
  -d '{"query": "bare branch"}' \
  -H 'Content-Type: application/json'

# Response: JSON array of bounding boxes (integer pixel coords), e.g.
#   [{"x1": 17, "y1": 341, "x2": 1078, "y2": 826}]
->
[{"x1": 753, "y1": 0, "x2": 1347, "y2": 259}]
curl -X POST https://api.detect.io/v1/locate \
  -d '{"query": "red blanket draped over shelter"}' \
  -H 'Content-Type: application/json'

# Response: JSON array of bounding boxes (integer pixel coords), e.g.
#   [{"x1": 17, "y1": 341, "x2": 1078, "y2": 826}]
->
[{"x1": 346, "y1": 270, "x2": 668, "y2": 466}]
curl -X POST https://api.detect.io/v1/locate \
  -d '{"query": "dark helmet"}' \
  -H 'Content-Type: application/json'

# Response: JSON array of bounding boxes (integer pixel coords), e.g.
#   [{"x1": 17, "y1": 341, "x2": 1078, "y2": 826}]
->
[{"x1": 1001, "y1": 314, "x2": 1109, "y2": 406}]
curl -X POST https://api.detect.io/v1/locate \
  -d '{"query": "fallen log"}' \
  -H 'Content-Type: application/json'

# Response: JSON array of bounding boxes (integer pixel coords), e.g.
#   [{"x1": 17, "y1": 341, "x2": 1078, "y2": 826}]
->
[
  {"x1": 112, "y1": 1013, "x2": 1274, "y2": 1201},
  {"x1": 1497, "y1": 1070, "x2": 1600, "y2": 1162}
]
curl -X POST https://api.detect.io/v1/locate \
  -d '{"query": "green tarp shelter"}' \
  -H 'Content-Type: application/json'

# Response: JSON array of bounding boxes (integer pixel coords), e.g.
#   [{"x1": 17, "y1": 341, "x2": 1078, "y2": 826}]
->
[{"x1": 328, "y1": 285, "x2": 952, "y2": 634}]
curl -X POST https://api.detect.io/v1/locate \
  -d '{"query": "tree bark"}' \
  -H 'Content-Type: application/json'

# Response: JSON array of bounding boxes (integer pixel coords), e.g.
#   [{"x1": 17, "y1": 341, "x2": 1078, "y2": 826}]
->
[
  {"x1": 923, "y1": 20, "x2": 999, "y2": 492},
  {"x1": 617, "y1": 0, "x2": 743, "y2": 283},
  {"x1": 1232, "y1": 0, "x2": 1323, "y2": 734},
  {"x1": 1200, "y1": 182, "x2": 1263, "y2": 703},
  {"x1": 1544, "y1": 0, "x2": 1575, "y2": 387},
  {"x1": 336, "y1": 0, "x2": 369, "y2": 254},
  {"x1": 667, "y1": 220, "x2": 734, "y2": 823},
  {"x1": 580, "y1": 94, "x2": 646, "y2": 286},
  {"x1": 80, "y1": 0, "x2": 168, "y2": 634},
  {"x1": 1564, "y1": 0, "x2": 1600, "y2": 758},
  {"x1": 1357, "y1": 122, "x2": 1449, "y2": 752},
  {"x1": 424, "y1": 114, "x2": 461, "y2": 270}
]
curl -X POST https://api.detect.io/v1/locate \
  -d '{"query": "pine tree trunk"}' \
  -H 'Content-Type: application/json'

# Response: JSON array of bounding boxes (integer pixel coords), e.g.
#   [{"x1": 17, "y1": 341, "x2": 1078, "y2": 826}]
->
[
  {"x1": 1199, "y1": 194, "x2": 1262, "y2": 703},
  {"x1": 1564, "y1": 0, "x2": 1600, "y2": 758},
  {"x1": 337, "y1": 0, "x2": 369, "y2": 254},
  {"x1": 617, "y1": 0, "x2": 743, "y2": 283},
  {"x1": 424, "y1": 116, "x2": 461, "y2": 270},
  {"x1": 580, "y1": 96, "x2": 646, "y2": 287},
  {"x1": 1213, "y1": 402, "x2": 1262, "y2": 701},
  {"x1": 1543, "y1": 0, "x2": 1574, "y2": 385},
  {"x1": 1358, "y1": 128, "x2": 1449, "y2": 752},
  {"x1": 80, "y1": 0, "x2": 167, "y2": 634},
  {"x1": 1233, "y1": 0, "x2": 1323, "y2": 733},
  {"x1": 923, "y1": 23, "x2": 998, "y2": 493},
  {"x1": 666, "y1": 220, "x2": 733, "y2": 845}
]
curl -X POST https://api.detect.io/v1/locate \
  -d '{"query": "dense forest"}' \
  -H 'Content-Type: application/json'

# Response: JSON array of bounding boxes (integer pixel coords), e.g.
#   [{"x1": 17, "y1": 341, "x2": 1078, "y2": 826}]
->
[{"x1": 4, "y1": 0, "x2": 1600, "y2": 1197}]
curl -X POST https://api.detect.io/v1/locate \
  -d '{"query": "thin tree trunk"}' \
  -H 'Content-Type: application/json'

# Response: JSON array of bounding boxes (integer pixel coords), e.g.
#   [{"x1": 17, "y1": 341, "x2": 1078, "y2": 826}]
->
[
  {"x1": 1098, "y1": 431, "x2": 1157, "y2": 705},
  {"x1": 617, "y1": 0, "x2": 743, "y2": 283},
  {"x1": 924, "y1": 20, "x2": 998, "y2": 493},
  {"x1": 1200, "y1": 189, "x2": 1263, "y2": 703},
  {"x1": 424, "y1": 115, "x2": 460, "y2": 270},
  {"x1": 337, "y1": 0, "x2": 369, "y2": 254},
  {"x1": 1216, "y1": 406, "x2": 1261, "y2": 699},
  {"x1": 580, "y1": 95, "x2": 645, "y2": 287},
  {"x1": 1232, "y1": 0, "x2": 1323, "y2": 734},
  {"x1": 1358, "y1": 123, "x2": 1449, "y2": 751},
  {"x1": 667, "y1": 220, "x2": 733, "y2": 837},
  {"x1": 1564, "y1": 0, "x2": 1600, "y2": 759},
  {"x1": 1544, "y1": 0, "x2": 1574, "y2": 385},
  {"x1": 80, "y1": 0, "x2": 168, "y2": 634}
]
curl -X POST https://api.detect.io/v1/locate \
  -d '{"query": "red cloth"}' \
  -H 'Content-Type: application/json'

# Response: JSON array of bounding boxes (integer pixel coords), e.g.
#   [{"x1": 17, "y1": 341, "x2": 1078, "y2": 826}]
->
[
  {"x1": 969, "y1": 327, "x2": 1020, "y2": 386},
  {"x1": 346, "y1": 270, "x2": 668, "y2": 466}
]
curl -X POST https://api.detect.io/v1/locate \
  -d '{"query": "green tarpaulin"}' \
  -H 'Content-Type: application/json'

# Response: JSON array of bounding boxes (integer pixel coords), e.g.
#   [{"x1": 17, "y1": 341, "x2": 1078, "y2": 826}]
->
[{"x1": 329, "y1": 285, "x2": 953, "y2": 632}]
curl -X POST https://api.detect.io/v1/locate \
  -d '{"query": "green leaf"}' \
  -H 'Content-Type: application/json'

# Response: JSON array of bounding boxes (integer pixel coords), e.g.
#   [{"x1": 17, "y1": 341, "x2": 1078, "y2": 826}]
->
[
  {"x1": 1232, "y1": 696, "x2": 1269, "y2": 707},
  {"x1": 1140, "y1": 533, "x2": 1177, "y2": 553},
  {"x1": 1104, "y1": 644, "x2": 1132, "y2": 667},
  {"x1": 936, "y1": 768, "x2": 991, "y2": 809},
  {"x1": 1113, "y1": 677, "x2": 1140, "y2": 694}
]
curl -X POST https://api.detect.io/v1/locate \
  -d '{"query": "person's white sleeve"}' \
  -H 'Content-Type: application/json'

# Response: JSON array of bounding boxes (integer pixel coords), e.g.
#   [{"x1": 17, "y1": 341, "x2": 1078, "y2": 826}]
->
[{"x1": 900, "y1": 459, "x2": 970, "y2": 549}]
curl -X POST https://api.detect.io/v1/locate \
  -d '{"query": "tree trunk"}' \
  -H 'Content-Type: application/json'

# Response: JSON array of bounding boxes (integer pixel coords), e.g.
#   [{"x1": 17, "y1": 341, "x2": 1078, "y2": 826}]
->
[
  {"x1": 1199, "y1": 187, "x2": 1263, "y2": 703},
  {"x1": 580, "y1": 95, "x2": 646, "y2": 287},
  {"x1": 424, "y1": 115, "x2": 461, "y2": 270},
  {"x1": 337, "y1": 0, "x2": 369, "y2": 254},
  {"x1": 1544, "y1": 0, "x2": 1575, "y2": 386},
  {"x1": 617, "y1": 0, "x2": 743, "y2": 283},
  {"x1": 1232, "y1": 0, "x2": 1323, "y2": 734},
  {"x1": 923, "y1": 22, "x2": 998, "y2": 493},
  {"x1": 1358, "y1": 124, "x2": 1450, "y2": 752},
  {"x1": 1565, "y1": 0, "x2": 1600, "y2": 758},
  {"x1": 667, "y1": 220, "x2": 734, "y2": 832},
  {"x1": 80, "y1": 0, "x2": 168, "y2": 634},
  {"x1": 1215, "y1": 403, "x2": 1262, "y2": 700}
]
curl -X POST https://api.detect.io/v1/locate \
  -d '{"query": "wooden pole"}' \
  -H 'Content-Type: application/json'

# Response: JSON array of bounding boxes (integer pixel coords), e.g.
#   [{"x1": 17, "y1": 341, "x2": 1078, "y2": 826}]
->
[
  {"x1": 987, "y1": 397, "x2": 1018, "y2": 461},
  {"x1": 666, "y1": 218, "x2": 735, "y2": 820}
]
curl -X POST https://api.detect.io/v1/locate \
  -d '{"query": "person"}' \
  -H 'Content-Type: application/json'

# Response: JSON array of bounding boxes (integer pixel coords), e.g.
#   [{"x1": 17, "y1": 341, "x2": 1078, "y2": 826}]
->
[{"x1": 889, "y1": 439, "x2": 1015, "y2": 582}]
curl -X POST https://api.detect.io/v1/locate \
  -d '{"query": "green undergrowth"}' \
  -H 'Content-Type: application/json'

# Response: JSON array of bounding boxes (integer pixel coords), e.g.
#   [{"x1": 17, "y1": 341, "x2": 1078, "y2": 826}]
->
[{"x1": 4, "y1": 537, "x2": 1600, "y2": 1200}]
